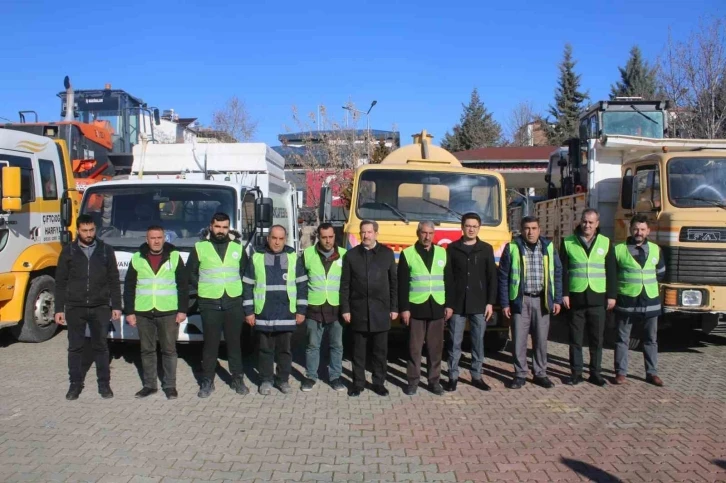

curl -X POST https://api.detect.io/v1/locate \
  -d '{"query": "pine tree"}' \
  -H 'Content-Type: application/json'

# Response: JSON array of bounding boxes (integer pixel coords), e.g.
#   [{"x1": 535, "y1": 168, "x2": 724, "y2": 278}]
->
[
  {"x1": 610, "y1": 46, "x2": 658, "y2": 99},
  {"x1": 544, "y1": 44, "x2": 589, "y2": 147},
  {"x1": 441, "y1": 88, "x2": 503, "y2": 151}
]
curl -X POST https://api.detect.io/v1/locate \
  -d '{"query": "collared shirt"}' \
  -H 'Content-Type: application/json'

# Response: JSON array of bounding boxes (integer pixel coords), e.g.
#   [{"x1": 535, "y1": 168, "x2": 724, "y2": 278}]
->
[
  {"x1": 523, "y1": 239, "x2": 544, "y2": 294},
  {"x1": 615, "y1": 237, "x2": 666, "y2": 317}
]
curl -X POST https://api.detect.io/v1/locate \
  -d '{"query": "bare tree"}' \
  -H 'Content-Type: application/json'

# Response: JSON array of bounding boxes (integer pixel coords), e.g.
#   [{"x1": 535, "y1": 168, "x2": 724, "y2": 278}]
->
[
  {"x1": 505, "y1": 100, "x2": 541, "y2": 146},
  {"x1": 281, "y1": 104, "x2": 366, "y2": 220},
  {"x1": 657, "y1": 17, "x2": 726, "y2": 139},
  {"x1": 211, "y1": 96, "x2": 258, "y2": 142}
]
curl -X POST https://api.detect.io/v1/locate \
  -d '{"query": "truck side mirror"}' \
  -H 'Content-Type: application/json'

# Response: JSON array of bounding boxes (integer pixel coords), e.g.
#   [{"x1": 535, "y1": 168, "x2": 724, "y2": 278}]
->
[
  {"x1": 318, "y1": 186, "x2": 332, "y2": 222},
  {"x1": 621, "y1": 175, "x2": 634, "y2": 210},
  {"x1": 1, "y1": 166, "x2": 22, "y2": 212},
  {"x1": 153, "y1": 108, "x2": 161, "y2": 126},
  {"x1": 255, "y1": 197, "x2": 273, "y2": 229},
  {"x1": 60, "y1": 194, "x2": 73, "y2": 227}
]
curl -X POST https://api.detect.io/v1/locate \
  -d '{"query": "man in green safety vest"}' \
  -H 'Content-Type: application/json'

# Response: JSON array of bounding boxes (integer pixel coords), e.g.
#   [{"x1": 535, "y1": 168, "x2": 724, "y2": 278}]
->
[
  {"x1": 124, "y1": 225, "x2": 189, "y2": 400},
  {"x1": 243, "y1": 225, "x2": 308, "y2": 395},
  {"x1": 186, "y1": 212, "x2": 248, "y2": 398},
  {"x1": 498, "y1": 215, "x2": 562, "y2": 390},
  {"x1": 613, "y1": 214, "x2": 666, "y2": 387},
  {"x1": 560, "y1": 208, "x2": 617, "y2": 386},
  {"x1": 397, "y1": 221, "x2": 453, "y2": 396},
  {"x1": 300, "y1": 223, "x2": 347, "y2": 393}
]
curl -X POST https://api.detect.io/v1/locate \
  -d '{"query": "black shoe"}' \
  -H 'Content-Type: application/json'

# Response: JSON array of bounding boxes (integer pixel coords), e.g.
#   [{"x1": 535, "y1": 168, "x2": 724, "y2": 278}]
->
[
  {"x1": 197, "y1": 379, "x2": 215, "y2": 398},
  {"x1": 533, "y1": 376, "x2": 554, "y2": 389},
  {"x1": 444, "y1": 379, "x2": 458, "y2": 392},
  {"x1": 509, "y1": 377, "x2": 526, "y2": 389},
  {"x1": 428, "y1": 382, "x2": 445, "y2": 396},
  {"x1": 403, "y1": 384, "x2": 418, "y2": 396},
  {"x1": 135, "y1": 387, "x2": 157, "y2": 398},
  {"x1": 348, "y1": 387, "x2": 363, "y2": 397},
  {"x1": 371, "y1": 384, "x2": 389, "y2": 396},
  {"x1": 301, "y1": 378, "x2": 316, "y2": 392},
  {"x1": 472, "y1": 378, "x2": 491, "y2": 391},
  {"x1": 588, "y1": 374, "x2": 607, "y2": 387},
  {"x1": 567, "y1": 374, "x2": 584, "y2": 385},
  {"x1": 66, "y1": 383, "x2": 83, "y2": 400},
  {"x1": 329, "y1": 378, "x2": 346, "y2": 392},
  {"x1": 163, "y1": 388, "x2": 178, "y2": 399},
  {"x1": 99, "y1": 384, "x2": 114, "y2": 399},
  {"x1": 232, "y1": 376, "x2": 249, "y2": 396}
]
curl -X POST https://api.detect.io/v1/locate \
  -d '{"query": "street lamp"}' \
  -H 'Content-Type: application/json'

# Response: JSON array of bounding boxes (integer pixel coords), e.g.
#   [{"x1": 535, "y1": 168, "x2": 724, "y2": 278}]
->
[{"x1": 342, "y1": 100, "x2": 377, "y2": 162}]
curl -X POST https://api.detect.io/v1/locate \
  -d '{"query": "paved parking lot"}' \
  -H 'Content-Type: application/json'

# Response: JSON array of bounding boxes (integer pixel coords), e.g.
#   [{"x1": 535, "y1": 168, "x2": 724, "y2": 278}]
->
[{"x1": 2, "y1": 321, "x2": 726, "y2": 482}]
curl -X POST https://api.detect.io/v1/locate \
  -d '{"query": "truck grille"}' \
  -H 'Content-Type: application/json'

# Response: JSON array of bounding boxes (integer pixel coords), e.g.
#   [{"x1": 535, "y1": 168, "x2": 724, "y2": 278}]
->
[
  {"x1": 679, "y1": 227, "x2": 726, "y2": 242},
  {"x1": 661, "y1": 246, "x2": 726, "y2": 286}
]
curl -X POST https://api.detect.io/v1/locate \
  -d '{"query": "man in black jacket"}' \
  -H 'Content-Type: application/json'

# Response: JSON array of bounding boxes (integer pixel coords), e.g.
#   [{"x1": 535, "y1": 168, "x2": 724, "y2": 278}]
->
[
  {"x1": 186, "y1": 212, "x2": 247, "y2": 398},
  {"x1": 54, "y1": 214, "x2": 122, "y2": 400},
  {"x1": 398, "y1": 221, "x2": 454, "y2": 396},
  {"x1": 340, "y1": 220, "x2": 398, "y2": 397},
  {"x1": 560, "y1": 208, "x2": 617, "y2": 386},
  {"x1": 445, "y1": 212, "x2": 498, "y2": 392},
  {"x1": 123, "y1": 226, "x2": 189, "y2": 400}
]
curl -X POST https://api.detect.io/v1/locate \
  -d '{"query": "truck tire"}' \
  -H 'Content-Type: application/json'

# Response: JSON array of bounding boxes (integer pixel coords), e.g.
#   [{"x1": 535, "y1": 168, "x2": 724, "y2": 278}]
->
[
  {"x1": 12, "y1": 275, "x2": 59, "y2": 343},
  {"x1": 485, "y1": 330, "x2": 510, "y2": 353}
]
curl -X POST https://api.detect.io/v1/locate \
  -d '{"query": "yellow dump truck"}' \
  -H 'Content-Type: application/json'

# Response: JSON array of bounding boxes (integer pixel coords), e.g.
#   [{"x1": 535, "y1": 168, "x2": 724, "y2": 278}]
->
[
  {"x1": 321, "y1": 130, "x2": 512, "y2": 350},
  {"x1": 538, "y1": 98, "x2": 726, "y2": 334},
  {"x1": 0, "y1": 128, "x2": 78, "y2": 342}
]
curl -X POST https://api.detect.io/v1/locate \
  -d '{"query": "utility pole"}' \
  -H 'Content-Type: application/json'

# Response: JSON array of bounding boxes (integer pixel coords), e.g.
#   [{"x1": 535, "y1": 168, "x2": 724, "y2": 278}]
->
[{"x1": 342, "y1": 100, "x2": 377, "y2": 162}]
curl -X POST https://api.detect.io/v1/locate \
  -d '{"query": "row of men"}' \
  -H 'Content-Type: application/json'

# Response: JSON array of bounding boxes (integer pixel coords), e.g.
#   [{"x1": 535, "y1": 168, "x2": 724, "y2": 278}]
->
[{"x1": 53, "y1": 208, "x2": 664, "y2": 400}]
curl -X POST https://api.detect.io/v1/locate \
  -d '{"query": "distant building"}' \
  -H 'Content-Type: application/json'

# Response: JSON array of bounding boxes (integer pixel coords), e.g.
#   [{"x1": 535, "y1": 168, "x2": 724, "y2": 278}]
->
[{"x1": 514, "y1": 120, "x2": 549, "y2": 147}]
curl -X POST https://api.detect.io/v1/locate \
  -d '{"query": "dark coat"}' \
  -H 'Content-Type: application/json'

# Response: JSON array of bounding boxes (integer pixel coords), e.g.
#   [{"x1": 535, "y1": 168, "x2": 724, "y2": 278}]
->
[
  {"x1": 340, "y1": 242, "x2": 398, "y2": 332},
  {"x1": 55, "y1": 237, "x2": 121, "y2": 311},
  {"x1": 497, "y1": 235, "x2": 563, "y2": 315},
  {"x1": 446, "y1": 238, "x2": 498, "y2": 315},
  {"x1": 123, "y1": 242, "x2": 189, "y2": 317}
]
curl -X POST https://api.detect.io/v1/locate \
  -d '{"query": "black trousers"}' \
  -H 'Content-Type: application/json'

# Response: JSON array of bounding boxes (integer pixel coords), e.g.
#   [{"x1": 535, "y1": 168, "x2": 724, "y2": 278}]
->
[
  {"x1": 137, "y1": 314, "x2": 179, "y2": 389},
  {"x1": 569, "y1": 305, "x2": 605, "y2": 376},
  {"x1": 66, "y1": 305, "x2": 111, "y2": 386},
  {"x1": 258, "y1": 331, "x2": 292, "y2": 384},
  {"x1": 200, "y1": 306, "x2": 243, "y2": 381},
  {"x1": 352, "y1": 330, "x2": 388, "y2": 389}
]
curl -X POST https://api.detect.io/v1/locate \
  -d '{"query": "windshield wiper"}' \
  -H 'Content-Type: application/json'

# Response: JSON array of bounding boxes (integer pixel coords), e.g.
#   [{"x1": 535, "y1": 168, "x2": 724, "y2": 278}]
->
[
  {"x1": 380, "y1": 202, "x2": 409, "y2": 224},
  {"x1": 422, "y1": 198, "x2": 463, "y2": 219},
  {"x1": 673, "y1": 196, "x2": 726, "y2": 209},
  {"x1": 630, "y1": 104, "x2": 659, "y2": 125}
]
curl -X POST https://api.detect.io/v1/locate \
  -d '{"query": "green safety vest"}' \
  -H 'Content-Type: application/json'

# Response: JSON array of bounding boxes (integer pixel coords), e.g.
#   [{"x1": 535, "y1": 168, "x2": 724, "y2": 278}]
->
[
  {"x1": 195, "y1": 241, "x2": 243, "y2": 299},
  {"x1": 304, "y1": 245, "x2": 347, "y2": 306},
  {"x1": 563, "y1": 234, "x2": 610, "y2": 293},
  {"x1": 131, "y1": 251, "x2": 180, "y2": 312},
  {"x1": 508, "y1": 241, "x2": 555, "y2": 310},
  {"x1": 251, "y1": 251, "x2": 297, "y2": 314},
  {"x1": 615, "y1": 241, "x2": 660, "y2": 298},
  {"x1": 402, "y1": 245, "x2": 446, "y2": 305}
]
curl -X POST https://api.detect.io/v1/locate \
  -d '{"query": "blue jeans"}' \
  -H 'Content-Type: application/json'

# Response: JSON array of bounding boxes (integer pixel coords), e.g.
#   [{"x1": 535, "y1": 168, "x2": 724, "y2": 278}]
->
[
  {"x1": 305, "y1": 318, "x2": 344, "y2": 381},
  {"x1": 447, "y1": 314, "x2": 485, "y2": 381}
]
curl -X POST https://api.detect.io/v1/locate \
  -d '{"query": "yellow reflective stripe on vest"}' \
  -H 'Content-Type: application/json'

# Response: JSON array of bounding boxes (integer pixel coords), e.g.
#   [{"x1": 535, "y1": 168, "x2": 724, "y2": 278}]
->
[
  {"x1": 564, "y1": 234, "x2": 609, "y2": 293},
  {"x1": 131, "y1": 251, "x2": 180, "y2": 312},
  {"x1": 403, "y1": 245, "x2": 446, "y2": 305},
  {"x1": 615, "y1": 241, "x2": 660, "y2": 298},
  {"x1": 304, "y1": 245, "x2": 346, "y2": 306},
  {"x1": 252, "y1": 251, "x2": 297, "y2": 314},
  {"x1": 195, "y1": 241, "x2": 243, "y2": 299}
]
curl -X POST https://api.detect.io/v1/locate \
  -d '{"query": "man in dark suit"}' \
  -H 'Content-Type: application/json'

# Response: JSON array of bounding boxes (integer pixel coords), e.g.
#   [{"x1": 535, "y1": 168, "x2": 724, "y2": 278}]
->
[{"x1": 340, "y1": 220, "x2": 398, "y2": 397}]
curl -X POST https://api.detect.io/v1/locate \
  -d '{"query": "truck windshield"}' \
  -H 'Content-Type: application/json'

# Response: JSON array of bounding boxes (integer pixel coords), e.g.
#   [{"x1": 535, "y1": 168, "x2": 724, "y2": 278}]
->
[
  {"x1": 355, "y1": 169, "x2": 501, "y2": 225},
  {"x1": 80, "y1": 184, "x2": 238, "y2": 250},
  {"x1": 602, "y1": 110, "x2": 664, "y2": 138},
  {"x1": 668, "y1": 157, "x2": 726, "y2": 208}
]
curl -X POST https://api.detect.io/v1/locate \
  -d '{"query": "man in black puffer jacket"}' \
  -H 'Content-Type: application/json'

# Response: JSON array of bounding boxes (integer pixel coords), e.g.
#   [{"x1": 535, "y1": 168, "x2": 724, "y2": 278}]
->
[{"x1": 55, "y1": 214, "x2": 122, "y2": 401}]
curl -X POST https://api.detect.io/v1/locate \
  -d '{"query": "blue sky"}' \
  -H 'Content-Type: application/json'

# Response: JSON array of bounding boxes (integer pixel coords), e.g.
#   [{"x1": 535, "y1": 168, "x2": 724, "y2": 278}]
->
[{"x1": 1, "y1": 0, "x2": 722, "y2": 147}]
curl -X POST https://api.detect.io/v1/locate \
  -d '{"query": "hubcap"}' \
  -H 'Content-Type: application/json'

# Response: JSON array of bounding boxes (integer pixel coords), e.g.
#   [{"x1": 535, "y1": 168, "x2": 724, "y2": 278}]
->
[{"x1": 34, "y1": 290, "x2": 55, "y2": 328}]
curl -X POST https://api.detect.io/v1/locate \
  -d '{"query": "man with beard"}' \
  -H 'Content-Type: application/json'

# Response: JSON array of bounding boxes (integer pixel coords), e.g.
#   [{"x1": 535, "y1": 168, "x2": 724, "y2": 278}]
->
[
  {"x1": 613, "y1": 214, "x2": 666, "y2": 387},
  {"x1": 124, "y1": 226, "x2": 189, "y2": 399},
  {"x1": 55, "y1": 214, "x2": 122, "y2": 400},
  {"x1": 560, "y1": 208, "x2": 617, "y2": 387},
  {"x1": 187, "y1": 212, "x2": 247, "y2": 398}
]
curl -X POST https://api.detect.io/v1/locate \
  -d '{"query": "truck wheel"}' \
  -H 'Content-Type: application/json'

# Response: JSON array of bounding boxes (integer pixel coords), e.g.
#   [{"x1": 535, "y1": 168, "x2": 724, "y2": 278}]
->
[
  {"x1": 485, "y1": 331, "x2": 509, "y2": 353},
  {"x1": 628, "y1": 337, "x2": 642, "y2": 350},
  {"x1": 12, "y1": 275, "x2": 59, "y2": 343}
]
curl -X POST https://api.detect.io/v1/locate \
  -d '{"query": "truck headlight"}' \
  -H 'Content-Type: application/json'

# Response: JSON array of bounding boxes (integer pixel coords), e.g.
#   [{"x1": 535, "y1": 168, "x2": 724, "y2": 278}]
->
[{"x1": 681, "y1": 290, "x2": 703, "y2": 307}]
